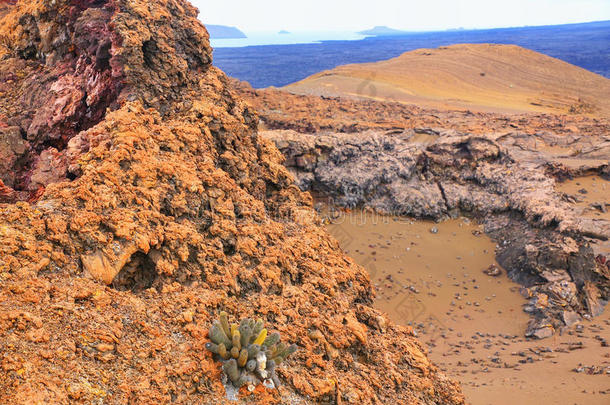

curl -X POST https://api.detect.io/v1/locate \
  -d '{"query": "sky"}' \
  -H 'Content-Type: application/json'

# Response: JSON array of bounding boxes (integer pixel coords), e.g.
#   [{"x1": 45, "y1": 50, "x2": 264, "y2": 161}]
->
[{"x1": 192, "y1": 0, "x2": 610, "y2": 32}]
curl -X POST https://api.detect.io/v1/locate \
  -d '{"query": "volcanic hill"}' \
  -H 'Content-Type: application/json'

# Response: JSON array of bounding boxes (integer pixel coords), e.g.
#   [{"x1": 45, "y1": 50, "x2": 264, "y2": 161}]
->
[
  {"x1": 284, "y1": 43, "x2": 610, "y2": 116},
  {"x1": 0, "y1": 0, "x2": 463, "y2": 404}
]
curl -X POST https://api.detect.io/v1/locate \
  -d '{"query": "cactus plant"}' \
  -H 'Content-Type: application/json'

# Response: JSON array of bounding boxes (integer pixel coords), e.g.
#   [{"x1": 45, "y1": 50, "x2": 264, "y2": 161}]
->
[{"x1": 206, "y1": 312, "x2": 298, "y2": 389}]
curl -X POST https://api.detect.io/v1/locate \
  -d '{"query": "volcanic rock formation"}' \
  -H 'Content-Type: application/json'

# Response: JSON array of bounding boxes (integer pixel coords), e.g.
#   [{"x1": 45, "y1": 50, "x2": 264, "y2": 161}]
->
[
  {"x1": 232, "y1": 79, "x2": 610, "y2": 137},
  {"x1": 234, "y1": 82, "x2": 610, "y2": 339},
  {"x1": 283, "y1": 44, "x2": 610, "y2": 117},
  {"x1": 0, "y1": 1, "x2": 463, "y2": 404}
]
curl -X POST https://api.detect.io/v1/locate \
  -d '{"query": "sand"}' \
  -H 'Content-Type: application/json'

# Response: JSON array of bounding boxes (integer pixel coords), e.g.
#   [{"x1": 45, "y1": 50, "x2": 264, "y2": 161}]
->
[
  {"x1": 556, "y1": 175, "x2": 610, "y2": 222},
  {"x1": 284, "y1": 44, "x2": 610, "y2": 117},
  {"x1": 321, "y1": 206, "x2": 610, "y2": 405},
  {"x1": 556, "y1": 175, "x2": 610, "y2": 258}
]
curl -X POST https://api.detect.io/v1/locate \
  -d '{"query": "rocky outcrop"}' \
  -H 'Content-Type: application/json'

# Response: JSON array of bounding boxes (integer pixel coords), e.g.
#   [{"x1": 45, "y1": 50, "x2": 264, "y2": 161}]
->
[
  {"x1": 233, "y1": 79, "x2": 610, "y2": 138},
  {"x1": 262, "y1": 128, "x2": 609, "y2": 336},
  {"x1": 233, "y1": 81, "x2": 610, "y2": 339},
  {"x1": 0, "y1": 1, "x2": 464, "y2": 404},
  {"x1": 0, "y1": 0, "x2": 211, "y2": 201}
]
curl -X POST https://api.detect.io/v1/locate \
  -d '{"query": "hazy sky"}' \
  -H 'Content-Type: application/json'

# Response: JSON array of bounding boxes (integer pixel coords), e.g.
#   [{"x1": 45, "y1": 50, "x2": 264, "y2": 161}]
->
[{"x1": 192, "y1": 0, "x2": 610, "y2": 32}]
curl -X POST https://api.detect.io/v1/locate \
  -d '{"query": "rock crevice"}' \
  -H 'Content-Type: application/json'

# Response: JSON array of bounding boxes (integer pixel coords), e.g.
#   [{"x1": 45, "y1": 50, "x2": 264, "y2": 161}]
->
[
  {"x1": 0, "y1": 1, "x2": 463, "y2": 404},
  {"x1": 262, "y1": 128, "x2": 609, "y2": 336}
]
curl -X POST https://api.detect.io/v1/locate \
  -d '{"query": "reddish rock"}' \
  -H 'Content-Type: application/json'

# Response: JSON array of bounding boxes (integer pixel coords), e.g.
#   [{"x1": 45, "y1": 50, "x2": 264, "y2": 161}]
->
[
  {"x1": 584, "y1": 281, "x2": 605, "y2": 317},
  {"x1": 233, "y1": 79, "x2": 610, "y2": 138},
  {"x1": 0, "y1": 1, "x2": 464, "y2": 404},
  {"x1": 28, "y1": 148, "x2": 67, "y2": 191},
  {"x1": 562, "y1": 310, "x2": 581, "y2": 327},
  {"x1": 0, "y1": 126, "x2": 28, "y2": 188}
]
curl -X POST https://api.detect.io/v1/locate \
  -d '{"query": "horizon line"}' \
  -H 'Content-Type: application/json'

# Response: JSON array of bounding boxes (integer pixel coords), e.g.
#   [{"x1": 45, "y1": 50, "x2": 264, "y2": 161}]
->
[{"x1": 205, "y1": 18, "x2": 610, "y2": 36}]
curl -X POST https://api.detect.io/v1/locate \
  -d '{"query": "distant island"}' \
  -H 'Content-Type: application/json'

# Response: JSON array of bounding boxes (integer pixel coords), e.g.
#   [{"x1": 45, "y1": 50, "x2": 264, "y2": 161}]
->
[
  {"x1": 278, "y1": 30, "x2": 291, "y2": 35},
  {"x1": 358, "y1": 26, "x2": 407, "y2": 36},
  {"x1": 206, "y1": 24, "x2": 247, "y2": 39}
]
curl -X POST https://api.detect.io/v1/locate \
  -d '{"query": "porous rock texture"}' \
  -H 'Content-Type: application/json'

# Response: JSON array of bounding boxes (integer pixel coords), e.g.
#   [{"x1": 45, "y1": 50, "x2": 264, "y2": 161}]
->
[
  {"x1": 0, "y1": 1, "x2": 464, "y2": 404},
  {"x1": 233, "y1": 82, "x2": 610, "y2": 338},
  {"x1": 232, "y1": 79, "x2": 610, "y2": 138},
  {"x1": 260, "y1": 125, "x2": 610, "y2": 338}
]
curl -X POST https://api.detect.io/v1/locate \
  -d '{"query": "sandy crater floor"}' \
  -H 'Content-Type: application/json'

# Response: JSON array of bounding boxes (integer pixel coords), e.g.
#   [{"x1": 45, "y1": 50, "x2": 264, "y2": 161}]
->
[{"x1": 322, "y1": 207, "x2": 610, "y2": 405}]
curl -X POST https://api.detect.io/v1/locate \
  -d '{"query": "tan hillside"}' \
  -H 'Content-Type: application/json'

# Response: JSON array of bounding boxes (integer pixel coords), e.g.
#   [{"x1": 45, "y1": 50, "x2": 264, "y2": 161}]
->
[{"x1": 284, "y1": 43, "x2": 610, "y2": 116}]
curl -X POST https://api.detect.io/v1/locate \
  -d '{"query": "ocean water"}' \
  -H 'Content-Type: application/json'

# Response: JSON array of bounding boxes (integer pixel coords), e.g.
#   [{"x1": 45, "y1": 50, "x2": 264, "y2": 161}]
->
[
  {"x1": 212, "y1": 21, "x2": 610, "y2": 88},
  {"x1": 210, "y1": 31, "x2": 366, "y2": 48}
]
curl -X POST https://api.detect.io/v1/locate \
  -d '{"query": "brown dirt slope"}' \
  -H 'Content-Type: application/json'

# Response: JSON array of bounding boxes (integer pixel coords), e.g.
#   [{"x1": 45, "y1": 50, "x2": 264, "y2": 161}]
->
[
  {"x1": 284, "y1": 43, "x2": 610, "y2": 117},
  {"x1": 0, "y1": 1, "x2": 463, "y2": 404}
]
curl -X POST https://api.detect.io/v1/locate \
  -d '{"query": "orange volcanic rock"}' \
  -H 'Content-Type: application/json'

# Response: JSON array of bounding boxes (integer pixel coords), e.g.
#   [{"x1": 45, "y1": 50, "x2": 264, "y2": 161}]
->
[
  {"x1": 283, "y1": 44, "x2": 610, "y2": 117},
  {"x1": 233, "y1": 79, "x2": 610, "y2": 138},
  {"x1": 0, "y1": 1, "x2": 463, "y2": 404}
]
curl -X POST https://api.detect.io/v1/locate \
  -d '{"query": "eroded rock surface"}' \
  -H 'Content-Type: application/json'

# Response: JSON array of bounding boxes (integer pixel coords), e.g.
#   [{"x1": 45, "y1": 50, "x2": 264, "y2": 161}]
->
[
  {"x1": 233, "y1": 79, "x2": 610, "y2": 138},
  {"x1": 260, "y1": 125, "x2": 610, "y2": 338},
  {"x1": 0, "y1": 1, "x2": 464, "y2": 404},
  {"x1": 0, "y1": 0, "x2": 211, "y2": 200},
  {"x1": 232, "y1": 81, "x2": 610, "y2": 338}
]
